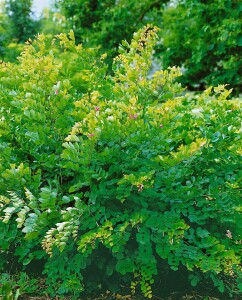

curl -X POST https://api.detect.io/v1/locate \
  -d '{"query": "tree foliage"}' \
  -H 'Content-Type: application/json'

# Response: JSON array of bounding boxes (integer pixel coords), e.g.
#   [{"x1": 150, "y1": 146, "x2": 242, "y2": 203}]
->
[
  {"x1": 0, "y1": 27, "x2": 241, "y2": 298},
  {"x1": 54, "y1": 0, "x2": 167, "y2": 62},
  {"x1": 0, "y1": 9, "x2": 8, "y2": 56},
  {"x1": 0, "y1": 0, "x2": 41, "y2": 62},
  {"x1": 160, "y1": 0, "x2": 242, "y2": 92},
  {"x1": 4, "y1": 0, "x2": 40, "y2": 43}
]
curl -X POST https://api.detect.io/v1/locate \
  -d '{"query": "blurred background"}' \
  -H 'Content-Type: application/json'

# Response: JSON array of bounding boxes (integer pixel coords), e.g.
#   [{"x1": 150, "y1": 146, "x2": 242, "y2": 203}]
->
[
  {"x1": 0, "y1": 0, "x2": 241, "y2": 93},
  {"x1": 33, "y1": 0, "x2": 51, "y2": 17}
]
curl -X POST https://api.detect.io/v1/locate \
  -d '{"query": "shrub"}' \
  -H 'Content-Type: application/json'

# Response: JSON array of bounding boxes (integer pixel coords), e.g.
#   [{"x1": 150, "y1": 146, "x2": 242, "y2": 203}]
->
[
  {"x1": 0, "y1": 26, "x2": 241, "y2": 298},
  {"x1": 0, "y1": 272, "x2": 38, "y2": 300}
]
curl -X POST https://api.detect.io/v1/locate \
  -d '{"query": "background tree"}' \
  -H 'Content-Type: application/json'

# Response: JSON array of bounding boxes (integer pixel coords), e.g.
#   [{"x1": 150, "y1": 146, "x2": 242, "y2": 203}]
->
[
  {"x1": 5, "y1": 0, "x2": 40, "y2": 43},
  {"x1": 54, "y1": 0, "x2": 168, "y2": 62},
  {"x1": 0, "y1": 7, "x2": 8, "y2": 57},
  {"x1": 160, "y1": 0, "x2": 242, "y2": 93}
]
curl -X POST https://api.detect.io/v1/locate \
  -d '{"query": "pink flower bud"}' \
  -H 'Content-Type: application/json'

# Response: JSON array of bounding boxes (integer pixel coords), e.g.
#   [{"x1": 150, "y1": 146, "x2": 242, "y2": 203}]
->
[
  {"x1": 95, "y1": 106, "x2": 100, "y2": 111},
  {"x1": 159, "y1": 124, "x2": 163, "y2": 128},
  {"x1": 55, "y1": 90, "x2": 59, "y2": 95},
  {"x1": 226, "y1": 230, "x2": 232, "y2": 239},
  {"x1": 129, "y1": 114, "x2": 138, "y2": 120},
  {"x1": 87, "y1": 133, "x2": 94, "y2": 138}
]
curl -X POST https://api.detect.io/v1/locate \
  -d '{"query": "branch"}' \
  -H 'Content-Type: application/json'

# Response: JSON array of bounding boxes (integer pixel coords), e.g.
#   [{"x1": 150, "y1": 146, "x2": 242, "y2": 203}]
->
[{"x1": 138, "y1": 1, "x2": 164, "y2": 22}]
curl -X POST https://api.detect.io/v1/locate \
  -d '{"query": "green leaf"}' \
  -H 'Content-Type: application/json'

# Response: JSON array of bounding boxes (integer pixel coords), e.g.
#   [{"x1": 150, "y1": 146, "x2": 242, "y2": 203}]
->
[{"x1": 2, "y1": 282, "x2": 13, "y2": 300}]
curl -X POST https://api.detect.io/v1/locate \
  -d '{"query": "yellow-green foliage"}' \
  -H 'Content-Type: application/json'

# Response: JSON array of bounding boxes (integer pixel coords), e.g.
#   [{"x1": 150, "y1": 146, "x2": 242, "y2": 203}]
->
[{"x1": 0, "y1": 27, "x2": 241, "y2": 298}]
